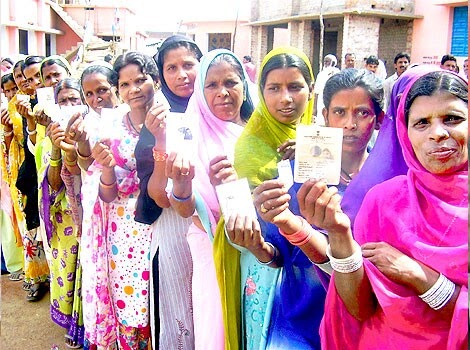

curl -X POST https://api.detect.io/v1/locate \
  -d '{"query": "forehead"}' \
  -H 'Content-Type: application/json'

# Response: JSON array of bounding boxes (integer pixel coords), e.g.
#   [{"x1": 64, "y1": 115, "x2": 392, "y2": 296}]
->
[
  {"x1": 408, "y1": 91, "x2": 467, "y2": 118},
  {"x1": 42, "y1": 63, "x2": 66, "y2": 73},
  {"x1": 23, "y1": 63, "x2": 40, "y2": 77},
  {"x1": 206, "y1": 61, "x2": 239, "y2": 77},
  {"x1": 58, "y1": 88, "x2": 80, "y2": 97},
  {"x1": 82, "y1": 72, "x2": 110, "y2": 87},
  {"x1": 329, "y1": 87, "x2": 374, "y2": 107},
  {"x1": 265, "y1": 66, "x2": 305, "y2": 83}
]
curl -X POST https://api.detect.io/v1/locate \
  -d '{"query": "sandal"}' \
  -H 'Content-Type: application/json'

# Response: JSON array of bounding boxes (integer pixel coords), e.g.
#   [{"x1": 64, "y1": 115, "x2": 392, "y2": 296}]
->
[
  {"x1": 22, "y1": 281, "x2": 32, "y2": 291},
  {"x1": 65, "y1": 334, "x2": 83, "y2": 349},
  {"x1": 26, "y1": 283, "x2": 48, "y2": 302},
  {"x1": 9, "y1": 270, "x2": 24, "y2": 281}
]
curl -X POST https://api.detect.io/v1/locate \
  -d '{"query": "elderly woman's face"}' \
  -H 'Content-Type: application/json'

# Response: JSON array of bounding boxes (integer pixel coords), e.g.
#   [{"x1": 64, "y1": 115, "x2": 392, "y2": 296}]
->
[
  {"x1": 57, "y1": 88, "x2": 82, "y2": 107},
  {"x1": 203, "y1": 60, "x2": 244, "y2": 125},
  {"x1": 407, "y1": 91, "x2": 468, "y2": 174}
]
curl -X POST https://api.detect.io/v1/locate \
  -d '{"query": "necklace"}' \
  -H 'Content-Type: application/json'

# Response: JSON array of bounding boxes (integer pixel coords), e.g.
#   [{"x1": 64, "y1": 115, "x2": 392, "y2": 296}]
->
[
  {"x1": 340, "y1": 168, "x2": 353, "y2": 185},
  {"x1": 126, "y1": 113, "x2": 140, "y2": 135}
]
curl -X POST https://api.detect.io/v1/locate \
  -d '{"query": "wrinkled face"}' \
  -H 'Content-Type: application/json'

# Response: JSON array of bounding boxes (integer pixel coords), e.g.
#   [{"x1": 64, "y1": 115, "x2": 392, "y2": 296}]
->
[
  {"x1": 407, "y1": 91, "x2": 468, "y2": 174},
  {"x1": 263, "y1": 67, "x2": 312, "y2": 125},
  {"x1": 118, "y1": 64, "x2": 155, "y2": 110},
  {"x1": 41, "y1": 63, "x2": 69, "y2": 88},
  {"x1": 2, "y1": 80, "x2": 18, "y2": 101},
  {"x1": 14, "y1": 65, "x2": 31, "y2": 94},
  {"x1": 345, "y1": 55, "x2": 355, "y2": 68},
  {"x1": 395, "y1": 57, "x2": 410, "y2": 76},
  {"x1": 23, "y1": 63, "x2": 43, "y2": 92},
  {"x1": 441, "y1": 60, "x2": 457, "y2": 72},
  {"x1": 82, "y1": 72, "x2": 118, "y2": 114},
  {"x1": 323, "y1": 87, "x2": 379, "y2": 155},
  {"x1": 203, "y1": 61, "x2": 244, "y2": 125},
  {"x1": 56, "y1": 88, "x2": 82, "y2": 107},
  {"x1": 162, "y1": 47, "x2": 199, "y2": 98}
]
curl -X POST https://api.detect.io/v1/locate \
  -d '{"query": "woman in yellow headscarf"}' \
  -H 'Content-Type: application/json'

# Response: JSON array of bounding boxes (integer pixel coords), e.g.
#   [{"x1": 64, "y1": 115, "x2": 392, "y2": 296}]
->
[{"x1": 230, "y1": 47, "x2": 323, "y2": 349}]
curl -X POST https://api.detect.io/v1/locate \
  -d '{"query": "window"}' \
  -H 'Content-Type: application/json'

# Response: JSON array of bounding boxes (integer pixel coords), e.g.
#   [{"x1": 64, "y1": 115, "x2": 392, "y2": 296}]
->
[
  {"x1": 451, "y1": 6, "x2": 468, "y2": 56},
  {"x1": 19, "y1": 29, "x2": 28, "y2": 55}
]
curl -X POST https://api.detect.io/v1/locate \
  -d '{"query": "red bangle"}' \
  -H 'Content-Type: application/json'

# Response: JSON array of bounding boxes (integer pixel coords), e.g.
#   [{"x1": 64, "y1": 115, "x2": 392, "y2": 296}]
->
[
  {"x1": 279, "y1": 216, "x2": 313, "y2": 246},
  {"x1": 152, "y1": 147, "x2": 168, "y2": 162}
]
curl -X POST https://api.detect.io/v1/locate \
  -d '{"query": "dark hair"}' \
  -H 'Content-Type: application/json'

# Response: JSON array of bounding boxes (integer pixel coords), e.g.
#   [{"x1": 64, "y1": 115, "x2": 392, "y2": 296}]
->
[
  {"x1": 40, "y1": 57, "x2": 71, "y2": 76},
  {"x1": 23, "y1": 55, "x2": 44, "y2": 71},
  {"x1": 1, "y1": 73, "x2": 16, "y2": 90},
  {"x1": 440, "y1": 54, "x2": 457, "y2": 66},
  {"x1": 104, "y1": 54, "x2": 113, "y2": 63},
  {"x1": 345, "y1": 53, "x2": 355, "y2": 59},
  {"x1": 260, "y1": 53, "x2": 313, "y2": 90},
  {"x1": 54, "y1": 78, "x2": 83, "y2": 102},
  {"x1": 208, "y1": 53, "x2": 254, "y2": 121},
  {"x1": 114, "y1": 51, "x2": 159, "y2": 82},
  {"x1": 154, "y1": 39, "x2": 203, "y2": 67},
  {"x1": 366, "y1": 55, "x2": 379, "y2": 66},
  {"x1": 394, "y1": 52, "x2": 410, "y2": 64},
  {"x1": 243, "y1": 55, "x2": 252, "y2": 62},
  {"x1": 81, "y1": 64, "x2": 119, "y2": 88},
  {"x1": 323, "y1": 68, "x2": 384, "y2": 116},
  {"x1": 404, "y1": 71, "x2": 468, "y2": 124},
  {"x1": 1, "y1": 57, "x2": 14, "y2": 65},
  {"x1": 13, "y1": 60, "x2": 25, "y2": 72}
]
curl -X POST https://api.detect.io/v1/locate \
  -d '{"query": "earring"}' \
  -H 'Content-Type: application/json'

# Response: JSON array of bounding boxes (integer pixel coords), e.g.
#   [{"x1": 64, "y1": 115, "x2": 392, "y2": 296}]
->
[{"x1": 243, "y1": 90, "x2": 246, "y2": 101}]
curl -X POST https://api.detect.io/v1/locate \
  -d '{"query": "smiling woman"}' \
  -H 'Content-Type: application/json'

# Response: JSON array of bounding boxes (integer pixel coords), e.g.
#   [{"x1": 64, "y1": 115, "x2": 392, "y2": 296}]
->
[{"x1": 319, "y1": 70, "x2": 468, "y2": 350}]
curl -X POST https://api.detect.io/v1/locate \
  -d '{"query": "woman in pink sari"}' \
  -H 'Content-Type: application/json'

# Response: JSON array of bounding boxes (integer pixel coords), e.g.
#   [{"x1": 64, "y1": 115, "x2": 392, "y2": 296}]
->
[{"x1": 308, "y1": 69, "x2": 468, "y2": 349}]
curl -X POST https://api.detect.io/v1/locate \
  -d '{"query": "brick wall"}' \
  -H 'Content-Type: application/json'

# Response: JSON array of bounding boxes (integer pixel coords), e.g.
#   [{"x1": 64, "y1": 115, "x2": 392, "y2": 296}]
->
[{"x1": 378, "y1": 18, "x2": 413, "y2": 76}]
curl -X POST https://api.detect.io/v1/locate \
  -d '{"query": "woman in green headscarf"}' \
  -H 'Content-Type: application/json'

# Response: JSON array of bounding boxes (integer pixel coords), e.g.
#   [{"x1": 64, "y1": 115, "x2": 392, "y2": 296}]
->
[{"x1": 231, "y1": 47, "x2": 316, "y2": 349}]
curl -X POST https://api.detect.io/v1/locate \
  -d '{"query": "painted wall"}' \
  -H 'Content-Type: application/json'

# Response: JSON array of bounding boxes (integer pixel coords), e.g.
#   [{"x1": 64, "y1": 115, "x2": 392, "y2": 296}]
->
[
  {"x1": 186, "y1": 21, "x2": 251, "y2": 58},
  {"x1": 411, "y1": 0, "x2": 467, "y2": 67}
]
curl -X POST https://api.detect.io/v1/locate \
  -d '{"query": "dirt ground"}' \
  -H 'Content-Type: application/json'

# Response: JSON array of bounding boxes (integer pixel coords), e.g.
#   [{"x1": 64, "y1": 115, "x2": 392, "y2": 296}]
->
[{"x1": 1, "y1": 274, "x2": 66, "y2": 349}]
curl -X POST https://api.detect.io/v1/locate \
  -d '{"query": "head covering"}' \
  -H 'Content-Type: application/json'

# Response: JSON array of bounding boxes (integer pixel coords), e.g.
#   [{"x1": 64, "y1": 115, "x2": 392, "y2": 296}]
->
[
  {"x1": 39, "y1": 55, "x2": 72, "y2": 84},
  {"x1": 189, "y1": 48, "x2": 255, "y2": 216},
  {"x1": 321, "y1": 68, "x2": 468, "y2": 350},
  {"x1": 234, "y1": 46, "x2": 314, "y2": 188},
  {"x1": 155, "y1": 35, "x2": 202, "y2": 112},
  {"x1": 324, "y1": 54, "x2": 337, "y2": 68},
  {"x1": 186, "y1": 48, "x2": 257, "y2": 350},
  {"x1": 341, "y1": 64, "x2": 439, "y2": 226}
]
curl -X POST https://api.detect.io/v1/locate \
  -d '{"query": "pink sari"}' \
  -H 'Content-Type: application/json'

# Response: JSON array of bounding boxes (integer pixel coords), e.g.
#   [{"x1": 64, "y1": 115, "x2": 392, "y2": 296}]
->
[{"x1": 320, "y1": 70, "x2": 468, "y2": 349}]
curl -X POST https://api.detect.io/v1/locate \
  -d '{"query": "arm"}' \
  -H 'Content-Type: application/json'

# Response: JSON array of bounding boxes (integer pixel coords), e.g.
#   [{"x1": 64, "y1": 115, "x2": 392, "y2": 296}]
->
[
  {"x1": 47, "y1": 144, "x2": 63, "y2": 192},
  {"x1": 145, "y1": 104, "x2": 171, "y2": 208},
  {"x1": 362, "y1": 242, "x2": 460, "y2": 321},
  {"x1": 166, "y1": 151, "x2": 195, "y2": 218},
  {"x1": 1, "y1": 108, "x2": 13, "y2": 151},
  {"x1": 298, "y1": 179, "x2": 377, "y2": 321},
  {"x1": 225, "y1": 214, "x2": 280, "y2": 268},
  {"x1": 67, "y1": 112, "x2": 94, "y2": 171},
  {"x1": 91, "y1": 140, "x2": 118, "y2": 203},
  {"x1": 49, "y1": 121, "x2": 80, "y2": 176},
  {"x1": 16, "y1": 100, "x2": 36, "y2": 145}
]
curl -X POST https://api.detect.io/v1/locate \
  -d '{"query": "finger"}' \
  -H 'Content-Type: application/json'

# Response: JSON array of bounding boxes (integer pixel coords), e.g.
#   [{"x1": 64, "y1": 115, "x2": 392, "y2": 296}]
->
[{"x1": 225, "y1": 215, "x2": 236, "y2": 242}]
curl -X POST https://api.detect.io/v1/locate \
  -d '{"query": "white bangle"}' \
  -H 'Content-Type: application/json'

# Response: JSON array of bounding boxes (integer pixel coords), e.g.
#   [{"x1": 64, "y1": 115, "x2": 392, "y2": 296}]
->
[
  {"x1": 419, "y1": 273, "x2": 456, "y2": 310},
  {"x1": 26, "y1": 127, "x2": 37, "y2": 135},
  {"x1": 256, "y1": 242, "x2": 277, "y2": 265},
  {"x1": 326, "y1": 243, "x2": 363, "y2": 274}
]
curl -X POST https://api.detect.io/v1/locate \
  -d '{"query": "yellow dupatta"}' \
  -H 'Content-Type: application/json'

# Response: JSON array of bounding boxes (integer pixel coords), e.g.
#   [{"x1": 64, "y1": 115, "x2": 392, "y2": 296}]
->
[
  {"x1": 1, "y1": 94, "x2": 26, "y2": 245},
  {"x1": 234, "y1": 47, "x2": 314, "y2": 189}
]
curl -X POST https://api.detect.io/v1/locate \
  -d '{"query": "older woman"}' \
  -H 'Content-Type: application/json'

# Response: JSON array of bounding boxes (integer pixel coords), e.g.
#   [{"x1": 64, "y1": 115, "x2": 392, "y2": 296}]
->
[
  {"x1": 167, "y1": 49, "x2": 255, "y2": 349},
  {"x1": 316, "y1": 70, "x2": 468, "y2": 349},
  {"x1": 43, "y1": 78, "x2": 84, "y2": 348}
]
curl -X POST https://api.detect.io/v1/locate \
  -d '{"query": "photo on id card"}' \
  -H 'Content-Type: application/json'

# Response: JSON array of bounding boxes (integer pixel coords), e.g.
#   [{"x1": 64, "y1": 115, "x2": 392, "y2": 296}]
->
[{"x1": 294, "y1": 124, "x2": 343, "y2": 185}]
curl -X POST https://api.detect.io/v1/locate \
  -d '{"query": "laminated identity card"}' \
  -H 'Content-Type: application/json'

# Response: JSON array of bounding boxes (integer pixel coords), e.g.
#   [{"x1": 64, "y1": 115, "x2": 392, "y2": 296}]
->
[
  {"x1": 55, "y1": 105, "x2": 89, "y2": 129},
  {"x1": 294, "y1": 125, "x2": 343, "y2": 185},
  {"x1": 277, "y1": 159, "x2": 294, "y2": 190},
  {"x1": 165, "y1": 112, "x2": 197, "y2": 155},
  {"x1": 36, "y1": 87, "x2": 55, "y2": 106},
  {"x1": 215, "y1": 178, "x2": 257, "y2": 219},
  {"x1": 16, "y1": 94, "x2": 31, "y2": 103}
]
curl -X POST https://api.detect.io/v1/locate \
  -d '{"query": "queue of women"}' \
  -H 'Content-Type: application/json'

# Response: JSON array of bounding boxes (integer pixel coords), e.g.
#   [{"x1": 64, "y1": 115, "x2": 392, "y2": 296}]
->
[{"x1": 0, "y1": 34, "x2": 467, "y2": 350}]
